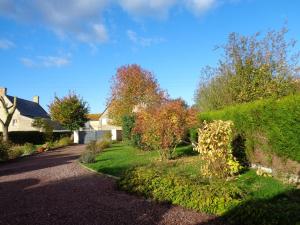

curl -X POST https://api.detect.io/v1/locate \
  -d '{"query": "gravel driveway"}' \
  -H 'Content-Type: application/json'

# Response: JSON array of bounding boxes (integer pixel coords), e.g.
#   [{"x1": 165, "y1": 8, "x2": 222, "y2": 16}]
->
[{"x1": 0, "y1": 145, "x2": 221, "y2": 225}]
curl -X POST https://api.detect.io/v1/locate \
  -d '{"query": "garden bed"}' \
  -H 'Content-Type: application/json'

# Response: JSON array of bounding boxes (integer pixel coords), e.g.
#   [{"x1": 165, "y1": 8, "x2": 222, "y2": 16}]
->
[{"x1": 85, "y1": 143, "x2": 299, "y2": 225}]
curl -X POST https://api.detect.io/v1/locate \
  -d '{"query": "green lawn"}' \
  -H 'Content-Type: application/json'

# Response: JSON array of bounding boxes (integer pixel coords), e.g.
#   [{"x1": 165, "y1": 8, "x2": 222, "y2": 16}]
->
[
  {"x1": 85, "y1": 143, "x2": 299, "y2": 224},
  {"x1": 85, "y1": 143, "x2": 292, "y2": 197},
  {"x1": 86, "y1": 143, "x2": 159, "y2": 177}
]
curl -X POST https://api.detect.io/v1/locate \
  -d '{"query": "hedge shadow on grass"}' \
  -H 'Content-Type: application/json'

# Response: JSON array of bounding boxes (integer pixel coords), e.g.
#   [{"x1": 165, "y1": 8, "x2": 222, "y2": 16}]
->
[{"x1": 197, "y1": 189, "x2": 300, "y2": 225}]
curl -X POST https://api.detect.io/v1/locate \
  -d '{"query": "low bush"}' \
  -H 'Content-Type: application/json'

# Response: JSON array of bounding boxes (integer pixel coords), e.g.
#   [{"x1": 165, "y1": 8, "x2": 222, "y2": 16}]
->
[
  {"x1": 80, "y1": 140, "x2": 111, "y2": 164},
  {"x1": 8, "y1": 146, "x2": 24, "y2": 159},
  {"x1": 97, "y1": 140, "x2": 111, "y2": 150},
  {"x1": 119, "y1": 166, "x2": 244, "y2": 215},
  {"x1": 56, "y1": 137, "x2": 72, "y2": 147},
  {"x1": 194, "y1": 120, "x2": 242, "y2": 179},
  {"x1": 22, "y1": 143, "x2": 36, "y2": 155},
  {"x1": 0, "y1": 140, "x2": 10, "y2": 161},
  {"x1": 79, "y1": 151, "x2": 96, "y2": 164},
  {"x1": 200, "y1": 94, "x2": 300, "y2": 162}
]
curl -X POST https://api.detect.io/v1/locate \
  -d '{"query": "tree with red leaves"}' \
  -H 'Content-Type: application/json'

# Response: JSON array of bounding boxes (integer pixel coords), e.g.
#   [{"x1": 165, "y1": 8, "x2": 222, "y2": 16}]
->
[
  {"x1": 108, "y1": 64, "x2": 165, "y2": 125},
  {"x1": 133, "y1": 99, "x2": 188, "y2": 160}
]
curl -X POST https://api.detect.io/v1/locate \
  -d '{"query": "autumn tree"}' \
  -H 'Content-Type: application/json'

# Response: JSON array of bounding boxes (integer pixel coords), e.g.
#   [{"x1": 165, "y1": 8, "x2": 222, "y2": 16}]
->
[
  {"x1": 196, "y1": 27, "x2": 300, "y2": 111},
  {"x1": 49, "y1": 93, "x2": 89, "y2": 131},
  {"x1": 133, "y1": 99, "x2": 188, "y2": 160},
  {"x1": 108, "y1": 64, "x2": 165, "y2": 125},
  {"x1": 0, "y1": 96, "x2": 17, "y2": 142}
]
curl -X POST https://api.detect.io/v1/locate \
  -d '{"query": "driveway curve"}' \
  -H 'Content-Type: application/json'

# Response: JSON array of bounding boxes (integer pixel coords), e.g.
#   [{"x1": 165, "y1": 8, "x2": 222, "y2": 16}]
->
[{"x1": 0, "y1": 145, "x2": 221, "y2": 225}]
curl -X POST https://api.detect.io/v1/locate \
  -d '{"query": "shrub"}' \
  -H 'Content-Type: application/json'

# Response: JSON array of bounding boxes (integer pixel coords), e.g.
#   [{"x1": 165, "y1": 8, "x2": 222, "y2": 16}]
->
[
  {"x1": 0, "y1": 140, "x2": 10, "y2": 161},
  {"x1": 103, "y1": 132, "x2": 112, "y2": 141},
  {"x1": 119, "y1": 166, "x2": 244, "y2": 215},
  {"x1": 122, "y1": 115, "x2": 136, "y2": 141},
  {"x1": 86, "y1": 140, "x2": 100, "y2": 154},
  {"x1": 22, "y1": 143, "x2": 36, "y2": 155},
  {"x1": 56, "y1": 137, "x2": 72, "y2": 148},
  {"x1": 200, "y1": 94, "x2": 300, "y2": 162},
  {"x1": 8, "y1": 146, "x2": 24, "y2": 159},
  {"x1": 79, "y1": 150, "x2": 96, "y2": 164},
  {"x1": 133, "y1": 99, "x2": 189, "y2": 160},
  {"x1": 97, "y1": 140, "x2": 111, "y2": 150},
  {"x1": 195, "y1": 28, "x2": 299, "y2": 111},
  {"x1": 194, "y1": 120, "x2": 242, "y2": 179}
]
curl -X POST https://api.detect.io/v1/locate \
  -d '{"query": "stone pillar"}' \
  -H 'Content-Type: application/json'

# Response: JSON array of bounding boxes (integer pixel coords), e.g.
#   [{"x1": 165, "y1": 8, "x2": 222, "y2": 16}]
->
[{"x1": 73, "y1": 131, "x2": 79, "y2": 144}]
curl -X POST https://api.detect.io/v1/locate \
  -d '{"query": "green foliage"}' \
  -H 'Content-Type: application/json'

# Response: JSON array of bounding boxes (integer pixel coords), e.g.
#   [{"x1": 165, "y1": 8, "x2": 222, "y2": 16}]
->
[
  {"x1": 0, "y1": 140, "x2": 10, "y2": 161},
  {"x1": 79, "y1": 151, "x2": 96, "y2": 164},
  {"x1": 97, "y1": 139, "x2": 111, "y2": 150},
  {"x1": 32, "y1": 118, "x2": 54, "y2": 141},
  {"x1": 222, "y1": 189, "x2": 300, "y2": 225},
  {"x1": 196, "y1": 28, "x2": 299, "y2": 111},
  {"x1": 49, "y1": 92, "x2": 89, "y2": 131},
  {"x1": 80, "y1": 140, "x2": 112, "y2": 164},
  {"x1": 86, "y1": 143, "x2": 158, "y2": 177},
  {"x1": 22, "y1": 143, "x2": 36, "y2": 155},
  {"x1": 194, "y1": 120, "x2": 242, "y2": 178},
  {"x1": 200, "y1": 94, "x2": 300, "y2": 162},
  {"x1": 119, "y1": 166, "x2": 244, "y2": 215},
  {"x1": 8, "y1": 145, "x2": 24, "y2": 159},
  {"x1": 188, "y1": 127, "x2": 198, "y2": 144},
  {"x1": 122, "y1": 115, "x2": 136, "y2": 141},
  {"x1": 56, "y1": 137, "x2": 72, "y2": 147}
]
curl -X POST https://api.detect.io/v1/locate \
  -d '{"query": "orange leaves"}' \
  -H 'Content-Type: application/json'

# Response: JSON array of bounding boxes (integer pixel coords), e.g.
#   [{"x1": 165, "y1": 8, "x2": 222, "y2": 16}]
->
[
  {"x1": 133, "y1": 99, "x2": 189, "y2": 159},
  {"x1": 108, "y1": 64, "x2": 165, "y2": 125}
]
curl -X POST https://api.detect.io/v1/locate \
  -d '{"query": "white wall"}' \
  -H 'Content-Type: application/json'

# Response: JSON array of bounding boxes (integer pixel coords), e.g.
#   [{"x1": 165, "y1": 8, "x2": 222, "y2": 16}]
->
[{"x1": 0, "y1": 95, "x2": 39, "y2": 132}]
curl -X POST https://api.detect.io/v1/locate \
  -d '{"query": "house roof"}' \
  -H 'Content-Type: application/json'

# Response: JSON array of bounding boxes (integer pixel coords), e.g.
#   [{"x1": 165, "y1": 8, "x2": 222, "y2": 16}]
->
[
  {"x1": 7, "y1": 95, "x2": 49, "y2": 119},
  {"x1": 86, "y1": 114, "x2": 101, "y2": 121}
]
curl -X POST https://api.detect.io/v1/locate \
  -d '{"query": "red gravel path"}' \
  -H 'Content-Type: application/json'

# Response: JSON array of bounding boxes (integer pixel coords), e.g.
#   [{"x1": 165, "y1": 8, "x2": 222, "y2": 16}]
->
[{"x1": 0, "y1": 145, "x2": 222, "y2": 225}]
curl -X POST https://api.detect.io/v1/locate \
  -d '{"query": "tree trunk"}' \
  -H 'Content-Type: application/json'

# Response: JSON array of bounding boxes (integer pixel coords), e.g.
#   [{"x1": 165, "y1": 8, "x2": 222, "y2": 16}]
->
[{"x1": 2, "y1": 124, "x2": 8, "y2": 142}]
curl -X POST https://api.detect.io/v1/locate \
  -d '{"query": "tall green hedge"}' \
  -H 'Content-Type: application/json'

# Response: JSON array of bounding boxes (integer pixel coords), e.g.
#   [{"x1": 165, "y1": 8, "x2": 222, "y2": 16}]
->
[{"x1": 200, "y1": 94, "x2": 300, "y2": 162}]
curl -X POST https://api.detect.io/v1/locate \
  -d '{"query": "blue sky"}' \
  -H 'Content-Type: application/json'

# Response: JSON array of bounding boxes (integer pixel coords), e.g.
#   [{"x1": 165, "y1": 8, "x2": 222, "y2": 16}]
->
[{"x1": 0, "y1": 0, "x2": 299, "y2": 113}]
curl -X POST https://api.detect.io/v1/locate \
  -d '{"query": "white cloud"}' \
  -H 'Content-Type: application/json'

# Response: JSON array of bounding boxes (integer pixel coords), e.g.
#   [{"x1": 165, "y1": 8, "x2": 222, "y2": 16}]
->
[
  {"x1": 20, "y1": 57, "x2": 35, "y2": 67},
  {"x1": 127, "y1": 30, "x2": 165, "y2": 47},
  {"x1": 185, "y1": 0, "x2": 216, "y2": 15},
  {"x1": 119, "y1": 0, "x2": 177, "y2": 18},
  {"x1": 0, "y1": 38, "x2": 15, "y2": 49},
  {"x1": 0, "y1": 0, "x2": 108, "y2": 44},
  {"x1": 20, "y1": 55, "x2": 71, "y2": 68},
  {"x1": 119, "y1": 0, "x2": 217, "y2": 18},
  {"x1": 0, "y1": 0, "x2": 221, "y2": 46}
]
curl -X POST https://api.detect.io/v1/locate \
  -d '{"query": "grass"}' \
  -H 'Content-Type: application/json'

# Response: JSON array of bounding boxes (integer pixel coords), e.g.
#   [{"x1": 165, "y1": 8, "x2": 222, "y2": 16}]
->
[
  {"x1": 86, "y1": 143, "x2": 159, "y2": 177},
  {"x1": 86, "y1": 142, "x2": 292, "y2": 194},
  {"x1": 85, "y1": 143, "x2": 298, "y2": 224}
]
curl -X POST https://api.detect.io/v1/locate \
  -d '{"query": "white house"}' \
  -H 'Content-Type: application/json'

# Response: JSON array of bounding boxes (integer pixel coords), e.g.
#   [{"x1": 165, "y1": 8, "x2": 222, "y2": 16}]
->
[
  {"x1": 0, "y1": 87, "x2": 50, "y2": 132},
  {"x1": 82, "y1": 107, "x2": 122, "y2": 141}
]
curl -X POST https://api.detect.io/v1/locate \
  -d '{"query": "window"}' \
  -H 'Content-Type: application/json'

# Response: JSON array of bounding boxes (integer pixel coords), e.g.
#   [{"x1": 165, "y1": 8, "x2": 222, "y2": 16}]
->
[{"x1": 12, "y1": 119, "x2": 18, "y2": 126}]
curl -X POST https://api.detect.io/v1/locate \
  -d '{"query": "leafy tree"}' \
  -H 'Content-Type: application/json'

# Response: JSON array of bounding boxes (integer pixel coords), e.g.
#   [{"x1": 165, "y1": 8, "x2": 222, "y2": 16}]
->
[
  {"x1": 133, "y1": 99, "x2": 188, "y2": 160},
  {"x1": 0, "y1": 96, "x2": 17, "y2": 142},
  {"x1": 32, "y1": 118, "x2": 54, "y2": 141},
  {"x1": 108, "y1": 64, "x2": 165, "y2": 125},
  {"x1": 49, "y1": 93, "x2": 89, "y2": 131},
  {"x1": 196, "y1": 27, "x2": 300, "y2": 111}
]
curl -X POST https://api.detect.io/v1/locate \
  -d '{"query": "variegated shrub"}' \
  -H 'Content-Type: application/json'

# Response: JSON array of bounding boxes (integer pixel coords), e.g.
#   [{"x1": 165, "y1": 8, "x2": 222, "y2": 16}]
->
[{"x1": 194, "y1": 120, "x2": 242, "y2": 179}]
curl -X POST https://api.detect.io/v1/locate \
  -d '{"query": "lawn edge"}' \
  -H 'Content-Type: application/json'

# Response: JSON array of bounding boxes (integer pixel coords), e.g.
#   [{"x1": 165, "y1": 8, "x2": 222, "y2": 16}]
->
[{"x1": 79, "y1": 162, "x2": 121, "y2": 180}]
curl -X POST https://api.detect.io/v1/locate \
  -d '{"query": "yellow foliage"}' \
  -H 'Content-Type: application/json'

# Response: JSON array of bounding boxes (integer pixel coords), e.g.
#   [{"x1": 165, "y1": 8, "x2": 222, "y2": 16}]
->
[{"x1": 194, "y1": 120, "x2": 242, "y2": 179}]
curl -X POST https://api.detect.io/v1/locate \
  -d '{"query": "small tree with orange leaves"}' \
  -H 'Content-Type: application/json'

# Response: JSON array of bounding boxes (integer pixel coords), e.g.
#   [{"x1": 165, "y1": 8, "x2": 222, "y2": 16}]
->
[{"x1": 133, "y1": 99, "x2": 188, "y2": 160}]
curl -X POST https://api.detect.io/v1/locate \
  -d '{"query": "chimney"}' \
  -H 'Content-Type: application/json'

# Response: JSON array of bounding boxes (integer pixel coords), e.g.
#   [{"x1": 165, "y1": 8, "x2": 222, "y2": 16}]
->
[
  {"x1": 33, "y1": 95, "x2": 39, "y2": 104},
  {"x1": 0, "y1": 87, "x2": 7, "y2": 96}
]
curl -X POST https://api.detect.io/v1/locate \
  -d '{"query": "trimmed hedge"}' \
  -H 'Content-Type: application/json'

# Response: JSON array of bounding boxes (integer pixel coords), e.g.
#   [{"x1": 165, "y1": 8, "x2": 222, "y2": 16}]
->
[
  {"x1": 200, "y1": 94, "x2": 300, "y2": 162},
  {"x1": 0, "y1": 131, "x2": 72, "y2": 145},
  {"x1": 119, "y1": 166, "x2": 244, "y2": 215}
]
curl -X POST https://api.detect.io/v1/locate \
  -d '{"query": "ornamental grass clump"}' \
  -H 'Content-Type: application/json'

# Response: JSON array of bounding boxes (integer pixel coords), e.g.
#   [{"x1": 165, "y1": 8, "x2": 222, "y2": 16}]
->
[{"x1": 195, "y1": 120, "x2": 242, "y2": 179}]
